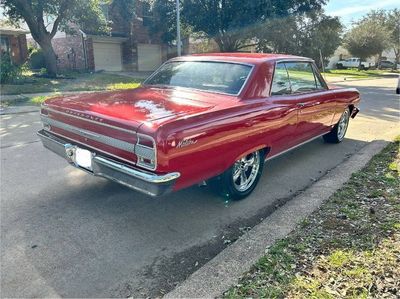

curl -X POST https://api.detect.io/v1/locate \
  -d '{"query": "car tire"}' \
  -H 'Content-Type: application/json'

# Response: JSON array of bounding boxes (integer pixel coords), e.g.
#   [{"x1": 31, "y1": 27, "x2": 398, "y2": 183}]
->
[
  {"x1": 323, "y1": 108, "x2": 350, "y2": 143},
  {"x1": 336, "y1": 63, "x2": 343, "y2": 69},
  {"x1": 208, "y1": 150, "x2": 264, "y2": 200}
]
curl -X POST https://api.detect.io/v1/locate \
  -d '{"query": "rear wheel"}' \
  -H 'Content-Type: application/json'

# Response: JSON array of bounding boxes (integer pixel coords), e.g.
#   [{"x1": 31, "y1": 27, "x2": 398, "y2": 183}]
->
[
  {"x1": 209, "y1": 150, "x2": 264, "y2": 200},
  {"x1": 323, "y1": 108, "x2": 350, "y2": 143}
]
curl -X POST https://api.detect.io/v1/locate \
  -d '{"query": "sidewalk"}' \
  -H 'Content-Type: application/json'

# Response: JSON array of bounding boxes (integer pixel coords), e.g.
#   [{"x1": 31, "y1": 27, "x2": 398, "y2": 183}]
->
[
  {"x1": 0, "y1": 105, "x2": 40, "y2": 115},
  {"x1": 324, "y1": 72, "x2": 399, "y2": 83}
]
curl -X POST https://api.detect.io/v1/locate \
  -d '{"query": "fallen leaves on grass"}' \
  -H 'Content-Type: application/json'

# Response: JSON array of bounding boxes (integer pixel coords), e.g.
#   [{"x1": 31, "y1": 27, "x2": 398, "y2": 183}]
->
[{"x1": 224, "y1": 138, "x2": 400, "y2": 299}]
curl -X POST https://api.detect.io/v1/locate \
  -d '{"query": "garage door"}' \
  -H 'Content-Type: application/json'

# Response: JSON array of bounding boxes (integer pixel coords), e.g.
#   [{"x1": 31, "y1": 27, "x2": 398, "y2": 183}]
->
[
  {"x1": 138, "y1": 44, "x2": 162, "y2": 71},
  {"x1": 93, "y1": 42, "x2": 122, "y2": 71}
]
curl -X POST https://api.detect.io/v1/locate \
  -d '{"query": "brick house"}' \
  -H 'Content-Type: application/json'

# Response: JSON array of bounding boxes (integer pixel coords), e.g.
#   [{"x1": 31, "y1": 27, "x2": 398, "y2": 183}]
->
[
  {"x1": 0, "y1": 24, "x2": 29, "y2": 65},
  {"x1": 47, "y1": 0, "x2": 172, "y2": 72}
]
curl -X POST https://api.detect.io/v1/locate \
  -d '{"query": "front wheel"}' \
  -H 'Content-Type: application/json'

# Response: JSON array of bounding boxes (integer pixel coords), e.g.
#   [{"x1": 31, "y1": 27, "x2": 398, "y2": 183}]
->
[
  {"x1": 323, "y1": 108, "x2": 350, "y2": 143},
  {"x1": 208, "y1": 150, "x2": 264, "y2": 200}
]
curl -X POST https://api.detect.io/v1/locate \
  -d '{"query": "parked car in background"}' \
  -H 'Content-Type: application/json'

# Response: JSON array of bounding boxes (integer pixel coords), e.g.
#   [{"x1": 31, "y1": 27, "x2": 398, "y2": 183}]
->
[
  {"x1": 38, "y1": 53, "x2": 360, "y2": 200},
  {"x1": 336, "y1": 58, "x2": 371, "y2": 70},
  {"x1": 378, "y1": 60, "x2": 400, "y2": 70}
]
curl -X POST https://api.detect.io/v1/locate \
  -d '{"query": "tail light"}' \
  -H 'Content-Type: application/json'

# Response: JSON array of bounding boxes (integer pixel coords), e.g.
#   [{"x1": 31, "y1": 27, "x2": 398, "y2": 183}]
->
[
  {"x1": 41, "y1": 107, "x2": 49, "y2": 116},
  {"x1": 135, "y1": 134, "x2": 157, "y2": 170}
]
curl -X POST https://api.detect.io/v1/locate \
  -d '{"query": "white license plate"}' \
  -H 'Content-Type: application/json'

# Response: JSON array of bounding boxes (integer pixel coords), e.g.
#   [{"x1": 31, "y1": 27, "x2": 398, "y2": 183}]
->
[{"x1": 75, "y1": 148, "x2": 92, "y2": 169}]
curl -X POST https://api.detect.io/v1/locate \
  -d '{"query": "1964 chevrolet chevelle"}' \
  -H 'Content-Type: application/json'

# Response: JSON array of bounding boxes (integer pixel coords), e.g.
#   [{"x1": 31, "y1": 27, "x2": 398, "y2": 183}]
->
[{"x1": 38, "y1": 53, "x2": 360, "y2": 199}]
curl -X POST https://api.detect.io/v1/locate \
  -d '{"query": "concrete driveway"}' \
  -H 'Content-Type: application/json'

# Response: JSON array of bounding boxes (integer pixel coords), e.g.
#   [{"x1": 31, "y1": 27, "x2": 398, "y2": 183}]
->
[{"x1": 1, "y1": 78, "x2": 399, "y2": 298}]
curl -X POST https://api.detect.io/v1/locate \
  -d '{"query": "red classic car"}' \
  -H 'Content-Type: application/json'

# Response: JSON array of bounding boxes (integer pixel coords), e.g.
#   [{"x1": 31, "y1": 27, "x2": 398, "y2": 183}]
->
[{"x1": 38, "y1": 53, "x2": 360, "y2": 199}]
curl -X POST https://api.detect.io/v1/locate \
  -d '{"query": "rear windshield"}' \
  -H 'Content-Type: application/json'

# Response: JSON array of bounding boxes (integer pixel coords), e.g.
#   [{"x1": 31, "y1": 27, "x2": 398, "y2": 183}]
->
[{"x1": 144, "y1": 61, "x2": 253, "y2": 95}]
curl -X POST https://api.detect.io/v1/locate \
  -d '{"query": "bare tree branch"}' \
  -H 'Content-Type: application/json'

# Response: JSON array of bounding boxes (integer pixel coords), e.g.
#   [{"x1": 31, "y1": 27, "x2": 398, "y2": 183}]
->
[
  {"x1": 50, "y1": 0, "x2": 70, "y2": 38},
  {"x1": 236, "y1": 43, "x2": 258, "y2": 50}
]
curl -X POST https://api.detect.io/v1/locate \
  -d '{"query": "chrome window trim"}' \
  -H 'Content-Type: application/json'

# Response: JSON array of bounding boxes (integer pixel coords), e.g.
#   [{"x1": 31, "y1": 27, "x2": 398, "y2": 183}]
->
[
  {"x1": 41, "y1": 106, "x2": 135, "y2": 134},
  {"x1": 270, "y1": 62, "x2": 292, "y2": 96},
  {"x1": 310, "y1": 62, "x2": 329, "y2": 90},
  {"x1": 143, "y1": 60, "x2": 255, "y2": 97},
  {"x1": 41, "y1": 115, "x2": 135, "y2": 153},
  {"x1": 269, "y1": 59, "x2": 328, "y2": 97}
]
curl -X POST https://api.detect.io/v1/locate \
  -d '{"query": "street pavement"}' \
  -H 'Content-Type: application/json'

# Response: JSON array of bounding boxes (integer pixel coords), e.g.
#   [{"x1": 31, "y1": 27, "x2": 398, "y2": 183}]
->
[{"x1": 0, "y1": 78, "x2": 399, "y2": 297}]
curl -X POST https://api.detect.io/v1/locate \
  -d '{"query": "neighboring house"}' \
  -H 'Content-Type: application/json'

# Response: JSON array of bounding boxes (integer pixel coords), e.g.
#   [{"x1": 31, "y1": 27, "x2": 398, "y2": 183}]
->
[
  {"x1": 34, "y1": 0, "x2": 170, "y2": 72},
  {"x1": 0, "y1": 24, "x2": 29, "y2": 65},
  {"x1": 327, "y1": 46, "x2": 398, "y2": 69}
]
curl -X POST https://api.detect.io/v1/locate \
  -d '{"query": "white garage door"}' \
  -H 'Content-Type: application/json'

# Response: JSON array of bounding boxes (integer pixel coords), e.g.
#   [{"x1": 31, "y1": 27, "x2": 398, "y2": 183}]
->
[
  {"x1": 138, "y1": 44, "x2": 162, "y2": 71},
  {"x1": 93, "y1": 42, "x2": 122, "y2": 71}
]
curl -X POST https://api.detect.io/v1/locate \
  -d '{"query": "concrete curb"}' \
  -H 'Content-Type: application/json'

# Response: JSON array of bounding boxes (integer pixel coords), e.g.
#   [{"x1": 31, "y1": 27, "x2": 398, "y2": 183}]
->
[
  {"x1": 164, "y1": 140, "x2": 389, "y2": 299},
  {"x1": 324, "y1": 74, "x2": 398, "y2": 84}
]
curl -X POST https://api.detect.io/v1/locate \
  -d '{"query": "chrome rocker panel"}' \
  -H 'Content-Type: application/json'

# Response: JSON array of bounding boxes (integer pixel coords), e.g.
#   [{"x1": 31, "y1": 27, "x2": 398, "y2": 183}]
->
[{"x1": 37, "y1": 129, "x2": 180, "y2": 197}]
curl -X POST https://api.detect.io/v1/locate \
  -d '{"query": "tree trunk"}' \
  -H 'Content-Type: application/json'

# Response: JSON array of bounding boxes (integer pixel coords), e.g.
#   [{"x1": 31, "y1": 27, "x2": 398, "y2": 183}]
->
[
  {"x1": 377, "y1": 52, "x2": 382, "y2": 70},
  {"x1": 394, "y1": 48, "x2": 399, "y2": 70},
  {"x1": 358, "y1": 59, "x2": 363, "y2": 71},
  {"x1": 37, "y1": 36, "x2": 57, "y2": 77},
  {"x1": 214, "y1": 35, "x2": 240, "y2": 52}
]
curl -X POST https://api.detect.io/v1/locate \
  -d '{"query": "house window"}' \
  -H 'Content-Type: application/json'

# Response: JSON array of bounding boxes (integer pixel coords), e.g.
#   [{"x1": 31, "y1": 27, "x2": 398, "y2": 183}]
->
[{"x1": 0, "y1": 36, "x2": 10, "y2": 56}]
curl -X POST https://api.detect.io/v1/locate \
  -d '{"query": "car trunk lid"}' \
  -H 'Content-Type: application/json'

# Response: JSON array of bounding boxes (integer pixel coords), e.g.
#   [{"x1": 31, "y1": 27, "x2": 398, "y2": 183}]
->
[{"x1": 41, "y1": 88, "x2": 216, "y2": 166}]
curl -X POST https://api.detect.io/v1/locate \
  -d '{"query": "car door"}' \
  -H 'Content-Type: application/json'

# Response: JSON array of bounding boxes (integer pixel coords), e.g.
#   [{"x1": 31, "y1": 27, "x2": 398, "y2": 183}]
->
[
  {"x1": 284, "y1": 61, "x2": 336, "y2": 142},
  {"x1": 266, "y1": 62, "x2": 302, "y2": 155}
]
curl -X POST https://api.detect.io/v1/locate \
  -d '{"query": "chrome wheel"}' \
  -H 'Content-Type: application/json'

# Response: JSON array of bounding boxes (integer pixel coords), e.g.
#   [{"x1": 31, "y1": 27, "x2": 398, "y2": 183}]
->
[
  {"x1": 337, "y1": 109, "x2": 350, "y2": 141},
  {"x1": 232, "y1": 152, "x2": 261, "y2": 192}
]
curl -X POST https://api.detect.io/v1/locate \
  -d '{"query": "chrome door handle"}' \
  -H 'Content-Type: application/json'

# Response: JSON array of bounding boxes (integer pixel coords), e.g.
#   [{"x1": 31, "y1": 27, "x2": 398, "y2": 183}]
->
[{"x1": 297, "y1": 102, "x2": 306, "y2": 107}]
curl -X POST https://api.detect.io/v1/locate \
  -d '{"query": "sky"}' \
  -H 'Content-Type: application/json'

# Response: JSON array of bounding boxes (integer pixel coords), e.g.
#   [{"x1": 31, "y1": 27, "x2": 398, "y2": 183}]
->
[
  {"x1": 1, "y1": 0, "x2": 398, "y2": 29},
  {"x1": 325, "y1": 0, "x2": 399, "y2": 27}
]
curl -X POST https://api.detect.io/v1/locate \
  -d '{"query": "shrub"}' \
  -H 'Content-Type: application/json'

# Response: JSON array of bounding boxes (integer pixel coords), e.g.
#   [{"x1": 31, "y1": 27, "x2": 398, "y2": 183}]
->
[
  {"x1": 29, "y1": 48, "x2": 46, "y2": 69},
  {"x1": 0, "y1": 53, "x2": 22, "y2": 84}
]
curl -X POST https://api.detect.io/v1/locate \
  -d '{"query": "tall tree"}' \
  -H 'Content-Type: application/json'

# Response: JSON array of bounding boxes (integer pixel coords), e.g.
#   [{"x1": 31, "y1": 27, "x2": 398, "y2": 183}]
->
[
  {"x1": 257, "y1": 12, "x2": 342, "y2": 68},
  {"x1": 1, "y1": 0, "x2": 108, "y2": 77},
  {"x1": 357, "y1": 9, "x2": 400, "y2": 69},
  {"x1": 344, "y1": 18, "x2": 390, "y2": 70},
  {"x1": 359, "y1": 10, "x2": 391, "y2": 69},
  {"x1": 148, "y1": 0, "x2": 178, "y2": 45},
  {"x1": 386, "y1": 9, "x2": 400, "y2": 69},
  {"x1": 181, "y1": 0, "x2": 327, "y2": 52},
  {"x1": 147, "y1": 0, "x2": 193, "y2": 53}
]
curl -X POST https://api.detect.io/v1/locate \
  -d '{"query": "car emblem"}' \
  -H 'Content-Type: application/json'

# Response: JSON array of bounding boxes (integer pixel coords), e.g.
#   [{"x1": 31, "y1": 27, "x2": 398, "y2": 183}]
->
[
  {"x1": 176, "y1": 138, "x2": 197, "y2": 148},
  {"x1": 65, "y1": 109, "x2": 104, "y2": 122}
]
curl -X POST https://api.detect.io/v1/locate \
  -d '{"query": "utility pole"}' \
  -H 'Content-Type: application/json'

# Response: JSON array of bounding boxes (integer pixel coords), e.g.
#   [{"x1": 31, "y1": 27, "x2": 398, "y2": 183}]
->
[{"x1": 176, "y1": 0, "x2": 181, "y2": 56}]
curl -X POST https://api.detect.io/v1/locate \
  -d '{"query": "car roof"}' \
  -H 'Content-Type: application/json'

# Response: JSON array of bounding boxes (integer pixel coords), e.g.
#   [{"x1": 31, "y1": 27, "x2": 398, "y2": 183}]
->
[{"x1": 170, "y1": 53, "x2": 313, "y2": 65}]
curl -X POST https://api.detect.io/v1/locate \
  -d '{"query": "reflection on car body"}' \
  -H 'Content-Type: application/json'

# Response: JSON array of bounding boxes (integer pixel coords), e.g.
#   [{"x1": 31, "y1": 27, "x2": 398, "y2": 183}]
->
[{"x1": 38, "y1": 53, "x2": 360, "y2": 199}]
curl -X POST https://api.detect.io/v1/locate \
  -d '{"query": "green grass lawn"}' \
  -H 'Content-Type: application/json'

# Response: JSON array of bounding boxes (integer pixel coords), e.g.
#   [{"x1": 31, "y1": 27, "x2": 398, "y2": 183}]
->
[
  {"x1": 0, "y1": 71, "x2": 144, "y2": 95},
  {"x1": 322, "y1": 69, "x2": 399, "y2": 80},
  {"x1": 224, "y1": 137, "x2": 400, "y2": 299}
]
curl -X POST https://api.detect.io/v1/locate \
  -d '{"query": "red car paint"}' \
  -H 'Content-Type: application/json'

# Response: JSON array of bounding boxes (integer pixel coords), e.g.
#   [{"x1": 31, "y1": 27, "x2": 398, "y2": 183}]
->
[{"x1": 41, "y1": 53, "x2": 360, "y2": 191}]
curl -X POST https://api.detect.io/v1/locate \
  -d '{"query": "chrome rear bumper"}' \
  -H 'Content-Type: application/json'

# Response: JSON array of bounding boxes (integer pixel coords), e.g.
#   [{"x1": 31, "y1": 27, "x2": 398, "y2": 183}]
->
[{"x1": 37, "y1": 130, "x2": 180, "y2": 196}]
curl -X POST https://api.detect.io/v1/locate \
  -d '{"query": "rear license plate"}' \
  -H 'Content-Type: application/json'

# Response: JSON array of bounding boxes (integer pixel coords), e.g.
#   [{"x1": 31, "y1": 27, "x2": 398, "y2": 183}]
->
[{"x1": 75, "y1": 148, "x2": 92, "y2": 170}]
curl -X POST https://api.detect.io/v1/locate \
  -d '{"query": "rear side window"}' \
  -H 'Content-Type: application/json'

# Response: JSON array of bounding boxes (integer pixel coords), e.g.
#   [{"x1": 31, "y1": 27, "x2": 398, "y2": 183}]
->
[
  {"x1": 284, "y1": 62, "x2": 318, "y2": 93},
  {"x1": 271, "y1": 61, "x2": 326, "y2": 96},
  {"x1": 271, "y1": 63, "x2": 291, "y2": 95}
]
